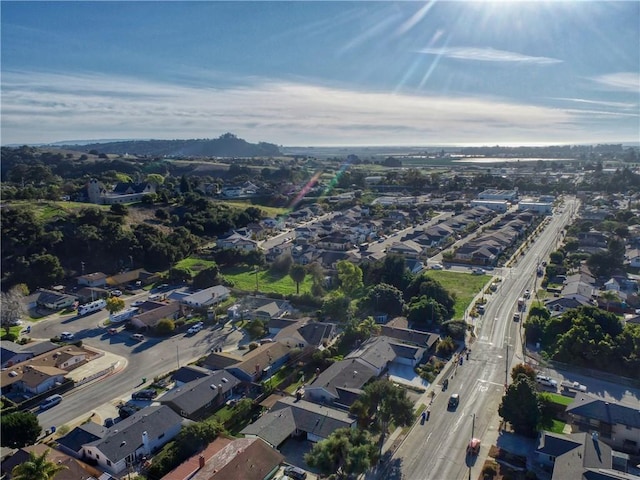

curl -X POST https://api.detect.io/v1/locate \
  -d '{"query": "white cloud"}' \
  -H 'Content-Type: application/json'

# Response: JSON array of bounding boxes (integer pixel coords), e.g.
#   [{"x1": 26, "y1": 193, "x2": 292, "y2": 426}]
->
[
  {"x1": 590, "y1": 72, "x2": 640, "y2": 93},
  {"x1": 416, "y1": 46, "x2": 562, "y2": 65},
  {"x1": 0, "y1": 70, "x2": 633, "y2": 146}
]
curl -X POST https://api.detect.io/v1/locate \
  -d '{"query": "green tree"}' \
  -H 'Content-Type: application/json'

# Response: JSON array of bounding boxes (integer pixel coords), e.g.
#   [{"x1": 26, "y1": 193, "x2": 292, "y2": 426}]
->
[
  {"x1": 26, "y1": 253, "x2": 64, "y2": 290},
  {"x1": 146, "y1": 173, "x2": 165, "y2": 186},
  {"x1": 109, "y1": 203, "x2": 128, "y2": 216},
  {"x1": 511, "y1": 363, "x2": 536, "y2": 383},
  {"x1": 498, "y1": 376, "x2": 540, "y2": 437},
  {"x1": 106, "y1": 296, "x2": 125, "y2": 315},
  {"x1": 336, "y1": 260, "x2": 363, "y2": 297},
  {"x1": 289, "y1": 264, "x2": 306, "y2": 295},
  {"x1": 156, "y1": 318, "x2": 175, "y2": 334},
  {"x1": 321, "y1": 293, "x2": 353, "y2": 322},
  {"x1": 192, "y1": 265, "x2": 220, "y2": 290},
  {"x1": 349, "y1": 379, "x2": 414, "y2": 453},
  {"x1": 304, "y1": 427, "x2": 378, "y2": 479},
  {"x1": 11, "y1": 448, "x2": 67, "y2": 480},
  {"x1": 366, "y1": 283, "x2": 405, "y2": 316},
  {"x1": 246, "y1": 319, "x2": 266, "y2": 339},
  {"x1": 0, "y1": 287, "x2": 26, "y2": 334},
  {"x1": 1, "y1": 411, "x2": 42, "y2": 448},
  {"x1": 600, "y1": 290, "x2": 620, "y2": 312},
  {"x1": 168, "y1": 266, "x2": 192, "y2": 284}
]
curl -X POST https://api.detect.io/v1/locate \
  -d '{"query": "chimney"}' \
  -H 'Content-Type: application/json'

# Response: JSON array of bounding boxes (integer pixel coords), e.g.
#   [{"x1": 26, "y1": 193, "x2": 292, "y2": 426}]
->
[
  {"x1": 199, "y1": 455, "x2": 205, "y2": 469},
  {"x1": 142, "y1": 431, "x2": 149, "y2": 454}
]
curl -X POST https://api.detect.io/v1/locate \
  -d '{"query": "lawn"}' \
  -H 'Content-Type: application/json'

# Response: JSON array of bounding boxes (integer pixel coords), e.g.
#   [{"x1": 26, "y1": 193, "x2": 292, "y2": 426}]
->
[
  {"x1": 425, "y1": 271, "x2": 491, "y2": 319},
  {"x1": 222, "y1": 266, "x2": 313, "y2": 295},
  {"x1": 549, "y1": 419, "x2": 566, "y2": 434},
  {"x1": 174, "y1": 257, "x2": 217, "y2": 273},
  {"x1": 215, "y1": 200, "x2": 289, "y2": 219},
  {"x1": 547, "y1": 392, "x2": 574, "y2": 407}
]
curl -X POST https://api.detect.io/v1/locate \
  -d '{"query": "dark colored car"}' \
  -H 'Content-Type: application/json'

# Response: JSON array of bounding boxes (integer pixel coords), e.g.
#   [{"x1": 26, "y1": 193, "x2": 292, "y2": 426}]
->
[
  {"x1": 118, "y1": 404, "x2": 139, "y2": 419},
  {"x1": 284, "y1": 466, "x2": 308, "y2": 480},
  {"x1": 132, "y1": 389, "x2": 157, "y2": 400}
]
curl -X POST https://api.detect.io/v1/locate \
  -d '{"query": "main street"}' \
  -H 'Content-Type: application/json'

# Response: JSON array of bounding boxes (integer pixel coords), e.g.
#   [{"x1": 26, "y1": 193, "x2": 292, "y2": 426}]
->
[
  {"x1": 31, "y1": 291, "x2": 247, "y2": 430},
  {"x1": 390, "y1": 197, "x2": 580, "y2": 480}
]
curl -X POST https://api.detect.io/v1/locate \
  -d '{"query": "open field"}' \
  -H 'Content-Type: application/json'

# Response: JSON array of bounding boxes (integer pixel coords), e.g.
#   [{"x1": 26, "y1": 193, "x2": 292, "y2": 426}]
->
[
  {"x1": 174, "y1": 257, "x2": 217, "y2": 273},
  {"x1": 222, "y1": 266, "x2": 313, "y2": 295},
  {"x1": 425, "y1": 271, "x2": 490, "y2": 319}
]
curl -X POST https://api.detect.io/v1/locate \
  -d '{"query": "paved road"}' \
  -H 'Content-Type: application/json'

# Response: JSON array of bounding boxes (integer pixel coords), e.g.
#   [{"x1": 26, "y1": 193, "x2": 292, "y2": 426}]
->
[
  {"x1": 30, "y1": 291, "x2": 248, "y2": 430},
  {"x1": 390, "y1": 197, "x2": 580, "y2": 480}
]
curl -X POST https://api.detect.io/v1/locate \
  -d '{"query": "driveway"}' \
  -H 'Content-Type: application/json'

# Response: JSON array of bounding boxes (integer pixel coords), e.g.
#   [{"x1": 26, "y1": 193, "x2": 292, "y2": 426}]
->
[{"x1": 387, "y1": 363, "x2": 429, "y2": 390}]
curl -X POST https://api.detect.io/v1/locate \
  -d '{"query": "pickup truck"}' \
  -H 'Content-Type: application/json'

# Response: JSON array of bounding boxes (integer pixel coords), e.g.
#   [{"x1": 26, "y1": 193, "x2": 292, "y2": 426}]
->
[{"x1": 560, "y1": 381, "x2": 587, "y2": 397}]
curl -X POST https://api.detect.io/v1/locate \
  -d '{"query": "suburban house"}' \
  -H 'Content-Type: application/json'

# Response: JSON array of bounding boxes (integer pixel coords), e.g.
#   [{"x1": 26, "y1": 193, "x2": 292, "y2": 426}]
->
[
  {"x1": 130, "y1": 301, "x2": 183, "y2": 330},
  {"x1": 241, "y1": 396, "x2": 356, "y2": 447},
  {"x1": 27, "y1": 289, "x2": 77, "y2": 311},
  {"x1": 535, "y1": 431, "x2": 629, "y2": 479},
  {"x1": 170, "y1": 365, "x2": 213, "y2": 387},
  {"x1": 81, "y1": 405, "x2": 183, "y2": 475},
  {"x1": 56, "y1": 422, "x2": 108, "y2": 459},
  {"x1": 305, "y1": 336, "x2": 426, "y2": 408},
  {"x1": 161, "y1": 436, "x2": 283, "y2": 480},
  {"x1": 266, "y1": 318, "x2": 300, "y2": 335},
  {"x1": 1, "y1": 443, "x2": 103, "y2": 480},
  {"x1": 1, "y1": 364, "x2": 66, "y2": 395},
  {"x1": 216, "y1": 231, "x2": 259, "y2": 251},
  {"x1": 85, "y1": 178, "x2": 156, "y2": 205},
  {"x1": 1, "y1": 344, "x2": 95, "y2": 395},
  {"x1": 227, "y1": 296, "x2": 294, "y2": 322},
  {"x1": 178, "y1": 285, "x2": 230, "y2": 309},
  {"x1": 201, "y1": 342, "x2": 291, "y2": 383},
  {"x1": 159, "y1": 371, "x2": 241, "y2": 420},
  {"x1": 0, "y1": 340, "x2": 59, "y2": 368},
  {"x1": 565, "y1": 393, "x2": 640, "y2": 455},
  {"x1": 316, "y1": 232, "x2": 353, "y2": 251},
  {"x1": 379, "y1": 325, "x2": 440, "y2": 351},
  {"x1": 77, "y1": 272, "x2": 109, "y2": 288},
  {"x1": 387, "y1": 240, "x2": 424, "y2": 259},
  {"x1": 106, "y1": 269, "x2": 157, "y2": 288},
  {"x1": 273, "y1": 319, "x2": 338, "y2": 350}
]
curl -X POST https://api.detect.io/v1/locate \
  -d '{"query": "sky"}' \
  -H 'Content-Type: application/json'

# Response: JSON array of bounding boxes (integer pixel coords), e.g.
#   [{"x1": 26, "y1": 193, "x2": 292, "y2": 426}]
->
[{"x1": 1, "y1": 1, "x2": 639, "y2": 147}]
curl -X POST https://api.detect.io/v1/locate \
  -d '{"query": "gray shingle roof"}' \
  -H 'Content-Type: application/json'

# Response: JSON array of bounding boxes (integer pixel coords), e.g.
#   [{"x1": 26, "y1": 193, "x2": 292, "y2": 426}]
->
[
  {"x1": 308, "y1": 357, "x2": 377, "y2": 398},
  {"x1": 567, "y1": 393, "x2": 640, "y2": 429},
  {"x1": 56, "y1": 422, "x2": 108, "y2": 453},
  {"x1": 86, "y1": 405, "x2": 182, "y2": 463},
  {"x1": 159, "y1": 371, "x2": 240, "y2": 416},
  {"x1": 240, "y1": 396, "x2": 355, "y2": 447}
]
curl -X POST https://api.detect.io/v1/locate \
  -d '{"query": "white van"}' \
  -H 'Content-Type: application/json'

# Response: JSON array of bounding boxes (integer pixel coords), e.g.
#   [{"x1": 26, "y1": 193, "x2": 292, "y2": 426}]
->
[{"x1": 39, "y1": 394, "x2": 62, "y2": 410}]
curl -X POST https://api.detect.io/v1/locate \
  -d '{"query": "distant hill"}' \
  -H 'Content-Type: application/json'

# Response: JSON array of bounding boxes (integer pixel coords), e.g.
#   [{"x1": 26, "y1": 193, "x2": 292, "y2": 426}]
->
[{"x1": 61, "y1": 133, "x2": 282, "y2": 158}]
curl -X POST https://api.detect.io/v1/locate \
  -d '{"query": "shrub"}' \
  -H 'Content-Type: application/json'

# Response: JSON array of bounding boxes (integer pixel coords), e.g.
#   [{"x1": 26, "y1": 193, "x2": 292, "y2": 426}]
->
[
  {"x1": 482, "y1": 463, "x2": 497, "y2": 479},
  {"x1": 156, "y1": 318, "x2": 175, "y2": 335}
]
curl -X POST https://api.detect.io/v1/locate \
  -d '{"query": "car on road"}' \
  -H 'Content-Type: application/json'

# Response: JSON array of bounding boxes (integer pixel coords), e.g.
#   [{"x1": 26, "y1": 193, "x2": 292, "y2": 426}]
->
[
  {"x1": 111, "y1": 289, "x2": 123, "y2": 297},
  {"x1": 131, "y1": 300, "x2": 145, "y2": 307},
  {"x1": 431, "y1": 263, "x2": 444, "y2": 270},
  {"x1": 524, "y1": 289, "x2": 531, "y2": 299},
  {"x1": 187, "y1": 323, "x2": 203, "y2": 334},
  {"x1": 536, "y1": 375, "x2": 558, "y2": 389},
  {"x1": 131, "y1": 333, "x2": 144, "y2": 342},
  {"x1": 447, "y1": 393, "x2": 460, "y2": 410},
  {"x1": 513, "y1": 312, "x2": 521, "y2": 321},
  {"x1": 472, "y1": 268, "x2": 485, "y2": 275},
  {"x1": 156, "y1": 283, "x2": 170, "y2": 291},
  {"x1": 60, "y1": 332, "x2": 75, "y2": 341},
  {"x1": 39, "y1": 394, "x2": 63, "y2": 411},
  {"x1": 132, "y1": 389, "x2": 157, "y2": 400}
]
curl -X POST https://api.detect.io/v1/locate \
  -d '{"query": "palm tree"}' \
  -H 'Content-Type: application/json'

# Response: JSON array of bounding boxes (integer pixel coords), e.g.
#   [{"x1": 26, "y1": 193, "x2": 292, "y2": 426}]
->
[
  {"x1": 601, "y1": 290, "x2": 620, "y2": 312},
  {"x1": 289, "y1": 264, "x2": 306, "y2": 295},
  {"x1": 11, "y1": 449, "x2": 67, "y2": 480}
]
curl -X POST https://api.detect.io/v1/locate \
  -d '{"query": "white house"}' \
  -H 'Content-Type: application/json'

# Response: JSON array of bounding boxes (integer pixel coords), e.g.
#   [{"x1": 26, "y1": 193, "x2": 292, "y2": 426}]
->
[
  {"x1": 81, "y1": 405, "x2": 183, "y2": 475},
  {"x1": 180, "y1": 285, "x2": 230, "y2": 309}
]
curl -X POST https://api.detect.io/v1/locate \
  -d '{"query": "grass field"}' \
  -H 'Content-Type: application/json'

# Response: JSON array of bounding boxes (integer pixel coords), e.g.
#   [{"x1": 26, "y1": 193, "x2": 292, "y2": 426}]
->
[
  {"x1": 425, "y1": 271, "x2": 491, "y2": 319},
  {"x1": 222, "y1": 265, "x2": 313, "y2": 295},
  {"x1": 214, "y1": 200, "x2": 290, "y2": 219},
  {"x1": 549, "y1": 419, "x2": 566, "y2": 434},
  {"x1": 547, "y1": 392, "x2": 574, "y2": 406},
  {"x1": 174, "y1": 257, "x2": 217, "y2": 273}
]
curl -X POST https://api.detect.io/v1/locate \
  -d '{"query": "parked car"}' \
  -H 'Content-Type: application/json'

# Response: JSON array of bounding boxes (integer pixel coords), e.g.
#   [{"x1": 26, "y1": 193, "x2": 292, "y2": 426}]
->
[
  {"x1": 283, "y1": 466, "x2": 308, "y2": 480},
  {"x1": 60, "y1": 332, "x2": 75, "y2": 341},
  {"x1": 187, "y1": 323, "x2": 203, "y2": 334},
  {"x1": 447, "y1": 393, "x2": 460, "y2": 410},
  {"x1": 118, "y1": 404, "x2": 140, "y2": 419},
  {"x1": 536, "y1": 375, "x2": 558, "y2": 389},
  {"x1": 132, "y1": 389, "x2": 157, "y2": 400},
  {"x1": 131, "y1": 300, "x2": 145, "y2": 307},
  {"x1": 104, "y1": 417, "x2": 115, "y2": 428},
  {"x1": 111, "y1": 290, "x2": 123, "y2": 297},
  {"x1": 431, "y1": 263, "x2": 444, "y2": 270},
  {"x1": 131, "y1": 333, "x2": 144, "y2": 342},
  {"x1": 513, "y1": 312, "x2": 521, "y2": 321},
  {"x1": 524, "y1": 289, "x2": 531, "y2": 299},
  {"x1": 472, "y1": 268, "x2": 485, "y2": 275},
  {"x1": 39, "y1": 394, "x2": 63, "y2": 411}
]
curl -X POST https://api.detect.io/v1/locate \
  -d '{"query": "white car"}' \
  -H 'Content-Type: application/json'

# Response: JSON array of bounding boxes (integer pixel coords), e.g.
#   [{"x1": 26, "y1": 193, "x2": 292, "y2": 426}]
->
[
  {"x1": 60, "y1": 332, "x2": 75, "y2": 341},
  {"x1": 524, "y1": 289, "x2": 531, "y2": 299},
  {"x1": 431, "y1": 263, "x2": 444, "y2": 270},
  {"x1": 536, "y1": 375, "x2": 558, "y2": 388},
  {"x1": 187, "y1": 323, "x2": 203, "y2": 334},
  {"x1": 131, "y1": 300, "x2": 145, "y2": 307}
]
